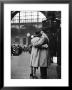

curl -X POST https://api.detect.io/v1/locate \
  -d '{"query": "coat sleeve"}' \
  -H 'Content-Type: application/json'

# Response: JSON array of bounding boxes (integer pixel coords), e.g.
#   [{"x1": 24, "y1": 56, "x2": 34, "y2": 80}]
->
[
  {"x1": 31, "y1": 33, "x2": 49, "y2": 47},
  {"x1": 33, "y1": 36, "x2": 45, "y2": 46},
  {"x1": 31, "y1": 37, "x2": 40, "y2": 46}
]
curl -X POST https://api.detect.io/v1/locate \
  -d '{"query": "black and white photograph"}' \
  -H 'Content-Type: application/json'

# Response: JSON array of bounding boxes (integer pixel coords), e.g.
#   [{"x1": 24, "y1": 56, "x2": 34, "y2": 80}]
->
[
  {"x1": 4, "y1": 4, "x2": 69, "y2": 86},
  {"x1": 11, "y1": 11, "x2": 61, "y2": 79}
]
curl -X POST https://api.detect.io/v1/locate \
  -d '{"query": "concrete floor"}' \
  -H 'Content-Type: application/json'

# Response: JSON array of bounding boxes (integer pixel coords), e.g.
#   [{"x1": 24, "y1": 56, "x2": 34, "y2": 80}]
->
[{"x1": 11, "y1": 52, "x2": 58, "y2": 79}]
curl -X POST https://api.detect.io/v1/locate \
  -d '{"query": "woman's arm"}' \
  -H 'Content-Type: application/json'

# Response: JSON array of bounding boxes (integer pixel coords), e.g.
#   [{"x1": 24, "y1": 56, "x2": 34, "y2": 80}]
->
[
  {"x1": 33, "y1": 36, "x2": 45, "y2": 46},
  {"x1": 31, "y1": 37, "x2": 40, "y2": 46},
  {"x1": 31, "y1": 33, "x2": 49, "y2": 47}
]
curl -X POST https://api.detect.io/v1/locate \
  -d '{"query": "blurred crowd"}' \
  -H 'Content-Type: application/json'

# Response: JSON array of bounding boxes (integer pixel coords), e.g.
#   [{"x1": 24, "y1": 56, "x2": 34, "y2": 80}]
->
[{"x1": 11, "y1": 44, "x2": 32, "y2": 56}]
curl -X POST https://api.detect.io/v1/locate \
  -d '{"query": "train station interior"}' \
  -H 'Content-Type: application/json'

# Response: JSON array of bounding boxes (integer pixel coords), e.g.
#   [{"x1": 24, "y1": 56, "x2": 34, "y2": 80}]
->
[{"x1": 11, "y1": 11, "x2": 61, "y2": 79}]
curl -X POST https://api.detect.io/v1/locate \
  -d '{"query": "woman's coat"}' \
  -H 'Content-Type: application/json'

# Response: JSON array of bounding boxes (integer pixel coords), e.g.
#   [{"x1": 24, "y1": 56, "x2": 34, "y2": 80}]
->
[
  {"x1": 30, "y1": 37, "x2": 40, "y2": 67},
  {"x1": 30, "y1": 33, "x2": 49, "y2": 67}
]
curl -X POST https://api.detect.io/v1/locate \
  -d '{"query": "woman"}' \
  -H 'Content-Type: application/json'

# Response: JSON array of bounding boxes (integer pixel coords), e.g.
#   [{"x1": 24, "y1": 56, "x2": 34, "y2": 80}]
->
[{"x1": 30, "y1": 31, "x2": 41, "y2": 78}]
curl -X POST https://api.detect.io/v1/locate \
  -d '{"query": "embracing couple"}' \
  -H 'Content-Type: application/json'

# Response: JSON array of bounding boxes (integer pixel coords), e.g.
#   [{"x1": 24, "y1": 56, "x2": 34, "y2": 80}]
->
[{"x1": 30, "y1": 30, "x2": 50, "y2": 79}]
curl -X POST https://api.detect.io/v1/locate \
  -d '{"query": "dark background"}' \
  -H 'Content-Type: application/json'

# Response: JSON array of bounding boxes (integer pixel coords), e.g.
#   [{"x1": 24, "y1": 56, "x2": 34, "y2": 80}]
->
[{"x1": 0, "y1": 0, "x2": 70, "y2": 89}]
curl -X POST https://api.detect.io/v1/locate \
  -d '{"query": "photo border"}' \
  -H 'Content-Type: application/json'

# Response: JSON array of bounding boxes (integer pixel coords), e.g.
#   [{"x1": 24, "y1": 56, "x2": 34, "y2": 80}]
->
[{"x1": 0, "y1": 0, "x2": 70, "y2": 89}]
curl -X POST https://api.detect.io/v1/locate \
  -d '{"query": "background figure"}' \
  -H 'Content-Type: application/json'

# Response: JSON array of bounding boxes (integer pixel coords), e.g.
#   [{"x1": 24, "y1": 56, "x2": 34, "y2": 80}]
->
[{"x1": 56, "y1": 29, "x2": 61, "y2": 79}]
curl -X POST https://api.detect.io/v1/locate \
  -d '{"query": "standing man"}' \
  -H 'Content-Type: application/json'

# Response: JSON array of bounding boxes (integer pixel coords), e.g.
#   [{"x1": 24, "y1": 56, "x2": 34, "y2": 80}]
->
[{"x1": 39, "y1": 30, "x2": 49, "y2": 79}]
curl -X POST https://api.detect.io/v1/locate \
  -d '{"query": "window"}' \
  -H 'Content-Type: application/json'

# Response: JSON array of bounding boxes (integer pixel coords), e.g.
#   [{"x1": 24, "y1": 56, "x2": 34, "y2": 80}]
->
[{"x1": 11, "y1": 11, "x2": 46, "y2": 23}]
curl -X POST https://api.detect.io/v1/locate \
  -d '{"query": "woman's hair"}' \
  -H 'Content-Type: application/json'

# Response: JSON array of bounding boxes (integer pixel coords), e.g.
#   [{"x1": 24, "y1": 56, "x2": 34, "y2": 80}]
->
[
  {"x1": 42, "y1": 27, "x2": 48, "y2": 34},
  {"x1": 34, "y1": 31, "x2": 42, "y2": 37},
  {"x1": 35, "y1": 31, "x2": 40, "y2": 35}
]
